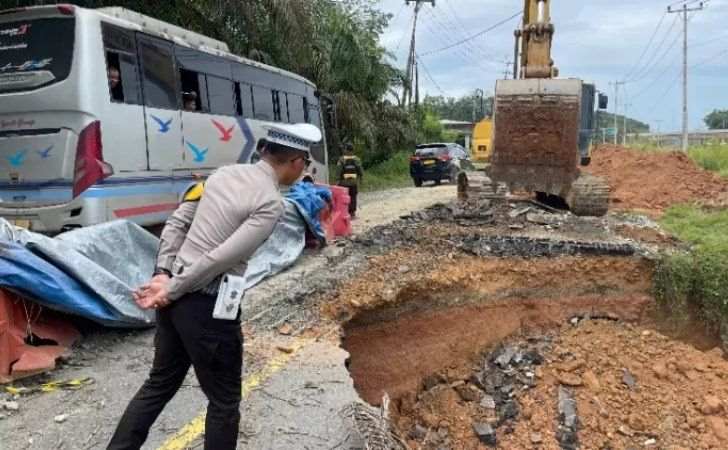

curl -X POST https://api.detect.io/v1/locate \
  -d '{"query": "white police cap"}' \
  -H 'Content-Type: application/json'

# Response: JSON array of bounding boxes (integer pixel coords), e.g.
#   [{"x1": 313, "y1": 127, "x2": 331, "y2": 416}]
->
[{"x1": 262, "y1": 123, "x2": 322, "y2": 153}]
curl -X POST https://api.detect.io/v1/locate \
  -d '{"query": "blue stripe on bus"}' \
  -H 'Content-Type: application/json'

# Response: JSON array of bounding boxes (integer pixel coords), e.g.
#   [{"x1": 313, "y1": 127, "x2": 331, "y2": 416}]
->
[{"x1": 0, "y1": 175, "x2": 199, "y2": 201}]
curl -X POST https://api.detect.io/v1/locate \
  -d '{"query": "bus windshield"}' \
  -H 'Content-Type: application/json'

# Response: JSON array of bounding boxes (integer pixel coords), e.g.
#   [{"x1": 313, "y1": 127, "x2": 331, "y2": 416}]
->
[{"x1": 0, "y1": 17, "x2": 75, "y2": 93}]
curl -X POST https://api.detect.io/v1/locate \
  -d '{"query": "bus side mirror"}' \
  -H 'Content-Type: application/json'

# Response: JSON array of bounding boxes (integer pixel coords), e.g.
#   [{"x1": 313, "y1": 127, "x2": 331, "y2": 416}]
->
[{"x1": 598, "y1": 93, "x2": 609, "y2": 110}]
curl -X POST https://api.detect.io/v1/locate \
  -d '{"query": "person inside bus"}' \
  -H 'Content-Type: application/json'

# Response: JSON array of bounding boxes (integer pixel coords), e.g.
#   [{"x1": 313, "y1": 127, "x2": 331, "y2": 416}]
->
[
  {"x1": 107, "y1": 64, "x2": 124, "y2": 103},
  {"x1": 183, "y1": 91, "x2": 198, "y2": 111}
]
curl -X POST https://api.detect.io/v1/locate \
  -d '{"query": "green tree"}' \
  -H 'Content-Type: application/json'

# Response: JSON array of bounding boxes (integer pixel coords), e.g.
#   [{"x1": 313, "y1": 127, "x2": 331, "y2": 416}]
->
[
  {"x1": 596, "y1": 112, "x2": 650, "y2": 134},
  {"x1": 422, "y1": 94, "x2": 493, "y2": 123},
  {"x1": 704, "y1": 110, "x2": 728, "y2": 130}
]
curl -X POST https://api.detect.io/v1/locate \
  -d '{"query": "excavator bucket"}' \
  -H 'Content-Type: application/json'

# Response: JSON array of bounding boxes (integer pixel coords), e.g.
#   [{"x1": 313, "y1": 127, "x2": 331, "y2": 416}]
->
[
  {"x1": 485, "y1": 78, "x2": 609, "y2": 216},
  {"x1": 489, "y1": 78, "x2": 582, "y2": 197}
]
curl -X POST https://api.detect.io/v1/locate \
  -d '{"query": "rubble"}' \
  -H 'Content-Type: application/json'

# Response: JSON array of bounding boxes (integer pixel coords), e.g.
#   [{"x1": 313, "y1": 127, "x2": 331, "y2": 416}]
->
[
  {"x1": 2, "y1": 400, "x2": 19, "y2": 411},
  {"x1": 557, "y1": 386, "x2": 579, "y2": 450},
  {"x1": 472, "y1": 422, "x2": 497, "y2": 446}
]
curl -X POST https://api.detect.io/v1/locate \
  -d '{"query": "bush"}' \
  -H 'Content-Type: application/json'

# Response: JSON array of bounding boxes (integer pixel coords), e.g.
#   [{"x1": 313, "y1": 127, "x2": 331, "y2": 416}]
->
[
  {"x1": 655, "y1": 205, "x2": 728, "y2": 335},
  {"x1": 329, "y1": 151, "x2": 412, "y2": 192}
]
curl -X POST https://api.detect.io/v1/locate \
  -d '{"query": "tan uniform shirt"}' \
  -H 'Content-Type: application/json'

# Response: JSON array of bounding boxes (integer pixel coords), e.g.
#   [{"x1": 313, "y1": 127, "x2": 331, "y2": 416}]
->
[{"x1": 156, "y1": 161, "x2": 283, "y2": 301}]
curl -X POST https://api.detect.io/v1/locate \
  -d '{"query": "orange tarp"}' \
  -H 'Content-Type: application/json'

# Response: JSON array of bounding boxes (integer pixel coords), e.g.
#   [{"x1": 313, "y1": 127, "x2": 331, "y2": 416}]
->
[{"x1": 0, "y1": 289, "x2": 80, "y2": 383}]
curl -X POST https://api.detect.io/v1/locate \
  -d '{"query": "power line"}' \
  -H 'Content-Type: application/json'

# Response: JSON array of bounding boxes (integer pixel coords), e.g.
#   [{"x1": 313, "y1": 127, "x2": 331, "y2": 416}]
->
[
  {"x1": 395, "y1": 11, "x2": 416, "y2": 53},
  {"x1": 415, "y1": 53, "x2": 447, "y2": 96},
  {"x1": 419, "y1": 10, "x2": 503, "y2": 74},
  {"x1": 430, "y1": 6, "x2": 493, "y2": 60},
  {"x1": 439, "y1": 0, "x2": 501, "y2": 61},
  {"x1": 426, "y1": 7, "x2": 502, "y2": 62},
  {"x1": 625, "y1": 14, "x2": 680, "y2": 82},
  {"x1": 623, "y1": 11, "x2": 668, "y2": 81},
  {"x1": 630, "y1": 53, "x2": 681, "y2": 101},
  {"x1": 420, "y1": 10, "x2": 522, "y2": 56},
  {"x1": 390, "y1": 2, "x2": 407, "y2": 26},
  {"x1": 627, "y1": 27, "x2": 682, "y2": 83}
]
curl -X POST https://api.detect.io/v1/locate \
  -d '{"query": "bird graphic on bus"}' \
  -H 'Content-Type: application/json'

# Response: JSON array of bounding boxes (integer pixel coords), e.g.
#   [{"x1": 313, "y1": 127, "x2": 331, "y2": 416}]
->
[
  {"x1": 151, "y1": 115, "x2": 173, "y2": 134},
  {"x1": 6, "y1": 150, "x2": 27, "y2": 167},
  {"x1": 36, "y1": 145, "x2": 53, "y2": 159},
  {"x1": 186, "y1": 141, "x2": 208, "y2": 163},
  {"x1": 211, "y1": 119, "x2": 235, "y2": 142}
]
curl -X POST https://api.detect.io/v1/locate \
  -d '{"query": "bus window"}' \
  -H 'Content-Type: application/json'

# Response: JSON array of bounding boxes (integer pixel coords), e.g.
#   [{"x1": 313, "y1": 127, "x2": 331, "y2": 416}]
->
[
  {"x1": 252, "y1": 86, "x2": 273, "y2": 121},
  {"x1": 0, "y1": 17, "x2": 75, "y2": 94},
  {"x1": 288, "y1": 94, "x2": 306, "y2": 123},
  {"x1": 179, "y1": 69, "x2": 207, "y2": 112},
  {"x1": 207, "y1": 75, "x2": 235, "y2": 116},
  {"x1": 282, "y1": 93, "x2": 290, "y2": 123},
  {"x1": 272, "y1": 90, "x2": 282, "y2": 122},
  {"x1": 137, "y1": 36, "x2": 178, "y2": 110},
  {"x1": 307, "y1": 105, "x2": 326, "y2": 164},
  {"x1": 234, "y1": 82, "x2": 254, "y2": 118},
  {"x1": 102, "y1": 23, "x2": 141, "y2": 104}
]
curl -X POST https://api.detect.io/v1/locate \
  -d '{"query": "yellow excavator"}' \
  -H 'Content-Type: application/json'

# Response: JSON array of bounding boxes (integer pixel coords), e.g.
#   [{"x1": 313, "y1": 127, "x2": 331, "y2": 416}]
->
[{"x1": 461, "y1": 0, "x2": 610, "y2": 216}]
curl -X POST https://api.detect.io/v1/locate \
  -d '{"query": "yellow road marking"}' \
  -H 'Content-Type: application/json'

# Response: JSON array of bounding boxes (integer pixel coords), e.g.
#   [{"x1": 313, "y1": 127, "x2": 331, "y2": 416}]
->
[{"x1": 157, "y1": 338, "x2": 310, "y2": 450}]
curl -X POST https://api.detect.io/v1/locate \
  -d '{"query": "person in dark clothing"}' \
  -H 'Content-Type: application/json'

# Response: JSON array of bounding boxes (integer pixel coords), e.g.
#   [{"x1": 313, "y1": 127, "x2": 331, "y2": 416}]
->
[{"x1": 336, "y1": 144, "x2": 363, "y2": 218}]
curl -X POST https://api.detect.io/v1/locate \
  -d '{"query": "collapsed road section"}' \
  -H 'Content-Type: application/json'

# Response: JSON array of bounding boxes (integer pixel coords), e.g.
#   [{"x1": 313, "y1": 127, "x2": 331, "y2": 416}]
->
[{"x1": 328, "y1": 195, "x2": 727, "y2": 449}]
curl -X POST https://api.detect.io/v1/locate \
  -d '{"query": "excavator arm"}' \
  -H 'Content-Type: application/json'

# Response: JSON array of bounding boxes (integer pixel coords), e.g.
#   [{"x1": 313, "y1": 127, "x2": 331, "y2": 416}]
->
[
  {"x1": 460, "y1": 0, "x2": 611, "y2": 217},
  {"x1": 516, "y1": 0, "x2": 558, "y2": 79}
]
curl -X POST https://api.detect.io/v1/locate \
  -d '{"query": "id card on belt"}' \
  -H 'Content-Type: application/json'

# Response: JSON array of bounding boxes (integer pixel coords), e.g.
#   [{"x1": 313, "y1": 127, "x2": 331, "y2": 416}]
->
[{"x1": 213, "y1": 274, "x2": 245, "y2": 320}]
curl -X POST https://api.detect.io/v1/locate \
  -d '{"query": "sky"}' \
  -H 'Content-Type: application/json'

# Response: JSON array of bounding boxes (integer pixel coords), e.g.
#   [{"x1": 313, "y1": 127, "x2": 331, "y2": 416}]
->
[{"x1": 374, "y1": 0, "x2": 728, "y2": 132}]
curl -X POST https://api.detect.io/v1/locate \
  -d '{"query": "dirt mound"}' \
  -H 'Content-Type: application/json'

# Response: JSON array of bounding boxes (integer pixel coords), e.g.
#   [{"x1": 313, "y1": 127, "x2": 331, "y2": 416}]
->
[{"x1": 588, "y1": 145, "x2": 728, "y2": 215}]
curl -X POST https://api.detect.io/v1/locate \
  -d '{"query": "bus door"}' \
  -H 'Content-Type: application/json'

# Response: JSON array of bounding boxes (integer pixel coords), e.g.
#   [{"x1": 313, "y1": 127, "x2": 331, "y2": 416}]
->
[{"x1": 135, "y1": 34, "x2": 183, "y2": 171}]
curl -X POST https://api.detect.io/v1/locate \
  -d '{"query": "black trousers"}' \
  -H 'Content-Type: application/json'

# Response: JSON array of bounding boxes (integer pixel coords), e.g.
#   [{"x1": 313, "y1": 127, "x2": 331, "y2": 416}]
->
[
  {"x1": 343, "y1": 184, "x2": 358, "y2": 216},
  {"x1": 108, "y1": 292, "x2": 242, "y2": 450}
]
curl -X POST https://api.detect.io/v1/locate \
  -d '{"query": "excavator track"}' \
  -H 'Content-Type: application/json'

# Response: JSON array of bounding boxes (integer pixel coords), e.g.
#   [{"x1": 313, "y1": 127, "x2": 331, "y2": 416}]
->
[
  {"x1": 566, "y1": 174, "x2": 610, "y2": 217},
  {"x1": 457, "y1": 171, "x2": 508, "y2": 201}
]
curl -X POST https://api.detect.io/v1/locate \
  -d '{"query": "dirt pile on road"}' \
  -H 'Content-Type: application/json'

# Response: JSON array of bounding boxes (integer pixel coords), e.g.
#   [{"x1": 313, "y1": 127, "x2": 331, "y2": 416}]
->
[
  {"x1": 383, "y1": 318, "x2": 728, "y2": 449},
  {"x1": 498, "y1": 320, "x2": 728, "y2": 449},
  {"x1": 588, "y1": 145, "x2": 728, "y2": 215}
]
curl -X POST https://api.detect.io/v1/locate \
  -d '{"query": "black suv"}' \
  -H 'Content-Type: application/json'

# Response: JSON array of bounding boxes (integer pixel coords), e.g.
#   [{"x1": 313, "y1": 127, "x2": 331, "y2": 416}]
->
[{"x1": 409, "y1": 143, "x2": 471, "y2": 187}]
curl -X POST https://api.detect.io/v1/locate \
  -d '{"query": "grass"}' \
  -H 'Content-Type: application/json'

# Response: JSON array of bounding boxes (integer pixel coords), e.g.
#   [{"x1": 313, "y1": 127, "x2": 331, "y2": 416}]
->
[
  {"x1": 330, "y1": 152, "x2": 413, "y2": 192},
  {"x1": 625, "y1": 140, "x2": 728, "y2": 179},
  {"x1": 654, "y1": 204, "x2": 728, "y2": 335},
  {"x1": 689, "y1": 143, "x2": 728, "y2": 178}
]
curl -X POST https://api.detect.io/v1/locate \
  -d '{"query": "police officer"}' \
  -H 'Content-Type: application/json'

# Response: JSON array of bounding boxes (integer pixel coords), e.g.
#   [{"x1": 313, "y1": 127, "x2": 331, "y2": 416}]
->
[
  {"x1": 336, "y1": 143, "x2": 363, "y2": 218},
  {"x1": 107, "y1": 123, "x2": 321, "y2": 450}
]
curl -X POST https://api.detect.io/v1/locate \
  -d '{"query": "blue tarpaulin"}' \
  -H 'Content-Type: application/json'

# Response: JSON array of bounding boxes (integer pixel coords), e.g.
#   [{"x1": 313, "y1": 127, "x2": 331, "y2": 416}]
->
[
  {"x1": 0, "y1": 241, "x2": 126, "y2": 326},
  {"x1": 0, "y1": 182, "x2": 333, "y2": 327},
  {"x1": 285, "y1": 182, "x2": 332, "y2": 241}
]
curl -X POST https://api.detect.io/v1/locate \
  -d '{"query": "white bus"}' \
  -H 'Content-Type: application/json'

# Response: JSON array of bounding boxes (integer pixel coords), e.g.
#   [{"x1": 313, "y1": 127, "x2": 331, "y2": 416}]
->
[{"x1": 0, "y1": 5, "x2": 329, "y2": 233}]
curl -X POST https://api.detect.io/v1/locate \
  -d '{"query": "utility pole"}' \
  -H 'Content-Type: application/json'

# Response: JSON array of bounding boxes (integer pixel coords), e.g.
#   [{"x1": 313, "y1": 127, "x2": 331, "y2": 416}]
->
[
  {"x1": 623, "y1": 103, "x2": 631, "y2": 145},
  {"x1": 669, "y1": 1, "x2": 704, "y2": 152},
  {"x1": 655, "y1": 119, "x2": 664, "y2": 148},
  {"x1": 473, "y1": 88, "x2": 484, "y2": 122},
  {"x1": 502, "y1": 61, "x2": 513, "y2": 80},
  {"x1": 611, "y1": 81, "x2": 624, "y2": 145},
  {"x1": 403, "y1": 0, "x2": 435, "y2": 109},
  {"x1": 414, "y1": 61, "x2": 420, "y2": 108}
]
